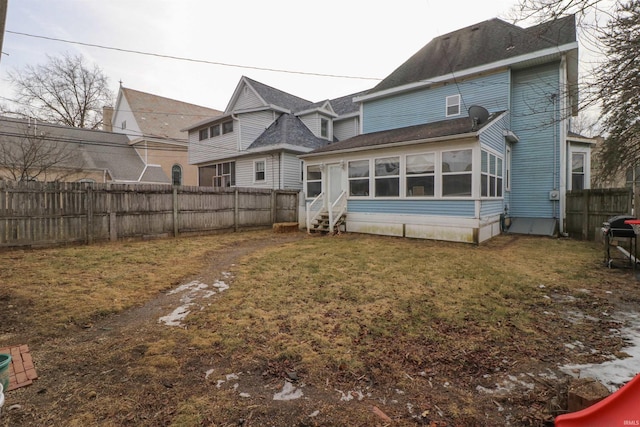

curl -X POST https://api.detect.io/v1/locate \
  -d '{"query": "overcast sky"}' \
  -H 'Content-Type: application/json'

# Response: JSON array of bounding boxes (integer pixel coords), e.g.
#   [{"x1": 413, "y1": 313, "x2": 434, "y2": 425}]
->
[{"x1": 2, "y1": 0, "x2": 525, "y2": 114}]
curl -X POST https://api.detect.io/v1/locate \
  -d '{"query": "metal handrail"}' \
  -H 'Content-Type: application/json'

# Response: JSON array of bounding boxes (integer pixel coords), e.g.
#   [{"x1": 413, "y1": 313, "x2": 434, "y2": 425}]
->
[
  {"x1": 306, "y1": 192, "x2": 325, "y2": 232},
  {"x1": 328, "y1": 191, "x2": 347, "y2": 233}
]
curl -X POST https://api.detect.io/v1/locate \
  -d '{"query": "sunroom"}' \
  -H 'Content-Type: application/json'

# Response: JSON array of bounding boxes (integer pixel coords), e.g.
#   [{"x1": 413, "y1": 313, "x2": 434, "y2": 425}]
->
[{"x1": 299, "y1": 112, "x2": 514, "y2": 243}]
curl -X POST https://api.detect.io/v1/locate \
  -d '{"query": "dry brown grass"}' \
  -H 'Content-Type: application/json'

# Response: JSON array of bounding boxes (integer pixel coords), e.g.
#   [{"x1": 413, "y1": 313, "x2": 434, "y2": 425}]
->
[{"x1": 0, "y1": 231, "x2": 636, "y2": 426}]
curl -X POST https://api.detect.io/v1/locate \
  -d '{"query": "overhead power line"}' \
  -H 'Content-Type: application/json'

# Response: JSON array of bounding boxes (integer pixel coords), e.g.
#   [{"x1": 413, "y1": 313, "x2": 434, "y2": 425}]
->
[{"x1": 6, "y1": 30, "x2": 383, "y2": 82}]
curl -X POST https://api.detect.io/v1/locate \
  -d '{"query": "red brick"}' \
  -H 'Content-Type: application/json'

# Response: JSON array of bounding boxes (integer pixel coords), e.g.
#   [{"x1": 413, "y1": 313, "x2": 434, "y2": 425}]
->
[{"x1": 26, "y1": 368, "x2": 37, "y2": 380}]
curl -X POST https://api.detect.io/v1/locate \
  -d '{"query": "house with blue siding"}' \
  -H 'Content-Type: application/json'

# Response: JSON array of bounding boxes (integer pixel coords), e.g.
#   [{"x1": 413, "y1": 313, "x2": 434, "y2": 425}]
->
[
  {"x1": 186, "y1": 76, "x2": 363, "y2": 190},
  {"x1": 300, "y1": 15, "x2": 593, "y2": 243}
]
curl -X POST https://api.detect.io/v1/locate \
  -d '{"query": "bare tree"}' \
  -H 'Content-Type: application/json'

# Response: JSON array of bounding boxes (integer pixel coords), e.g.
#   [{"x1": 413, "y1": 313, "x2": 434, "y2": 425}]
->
[
  {"x1": 0, "y1": 122, "x2": 85, "y2": 182},
  {"x1": 7, "y1": 53, "x2": 113, "y2": 130},
  {"x1": 513, "y1": 1, "x2": 640, "y2": 182}
]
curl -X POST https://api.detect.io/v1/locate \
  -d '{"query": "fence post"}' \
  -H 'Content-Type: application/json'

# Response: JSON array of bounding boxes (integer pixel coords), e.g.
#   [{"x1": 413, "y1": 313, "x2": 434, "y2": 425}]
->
[
  {"x1": 173, "y1": 186, "x2": 179, "y2": 237},
  {"x1": 582, "y1": 190, "x2": 589, "y2": 240},
  {"x1": 271, "y1": 190, "x2": 277, "y2": 224},
  {"x1": 234, "y1": 189, "x2": 239, "y2": 232},
  {"x1": 86, "y1": 184, "x2": 94, "y2": 245}
]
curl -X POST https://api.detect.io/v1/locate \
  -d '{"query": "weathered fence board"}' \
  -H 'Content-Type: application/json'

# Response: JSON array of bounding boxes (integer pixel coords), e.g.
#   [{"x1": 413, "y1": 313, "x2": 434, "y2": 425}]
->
[
  {"x1": 566, "y1": 188, "x2": 633, "y2": 240},
  {"x1": 0, "y1": 181, "x2": 300, "y2": 248}
]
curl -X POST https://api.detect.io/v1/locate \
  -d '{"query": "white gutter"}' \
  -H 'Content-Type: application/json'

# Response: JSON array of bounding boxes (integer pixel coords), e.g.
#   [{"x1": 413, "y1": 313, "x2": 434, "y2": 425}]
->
[{"x1": 354, "y1": 42, "x2": 579, "y2": 102}]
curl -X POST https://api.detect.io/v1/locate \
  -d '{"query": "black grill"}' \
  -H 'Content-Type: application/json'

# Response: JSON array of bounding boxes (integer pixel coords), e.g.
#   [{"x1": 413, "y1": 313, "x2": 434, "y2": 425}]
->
[{"x1": 603, "y1": 215, "x2": 637, "y2": 238}]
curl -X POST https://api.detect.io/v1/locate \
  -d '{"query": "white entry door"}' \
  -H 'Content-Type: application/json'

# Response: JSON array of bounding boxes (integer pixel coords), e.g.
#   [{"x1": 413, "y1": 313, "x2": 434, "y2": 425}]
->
[{"x1": 327, "y1": 164, "x2": 344, "y2": 205}]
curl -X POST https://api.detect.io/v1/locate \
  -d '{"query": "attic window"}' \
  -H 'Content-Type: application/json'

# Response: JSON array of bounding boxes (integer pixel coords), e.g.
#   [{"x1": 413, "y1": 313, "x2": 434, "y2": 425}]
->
[
  {"x1": 446, "y1": 94, "x2": 461, "y2": 117},
  {"x1": 121, "y1": 120, "x2": 126, "y2": 130},
  {"x1": 321, "y1": 118, "x2": 329, "y2": 138}
]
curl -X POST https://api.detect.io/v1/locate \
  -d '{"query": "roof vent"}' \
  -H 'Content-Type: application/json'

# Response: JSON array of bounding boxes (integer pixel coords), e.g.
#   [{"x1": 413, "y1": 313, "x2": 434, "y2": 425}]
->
[{"x1": 468, "y1": 105, "x2": 489, "y2": 130}]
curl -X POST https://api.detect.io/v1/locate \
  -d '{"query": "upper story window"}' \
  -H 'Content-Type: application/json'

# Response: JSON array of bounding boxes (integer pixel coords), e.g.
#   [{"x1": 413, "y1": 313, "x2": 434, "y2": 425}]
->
[
  {"x1": 172, "y1": 164, "x2": 182, "y2": 186},
  {"x1": 254, "y1": 159, "x2": 266, "y2": 182},
  {"x1": 222, "y1": 121, "x2": 233, "y2": 134},
  {"x1": 406, "y1": 153, "x2": 435, "y2": 197},
  {"x1": 121, "y1": 120, "x2": 127, "y2": 130},
  {"x1": 442, "y1": 149, "x2": 472, "y2": 197},
  {"x1": 198, "y1": 128, "x2": 209, "y2": 141},
  {"x1": 446, "y1": 94, "x2": 461, "y2": 117},
  {"x1": 321, "y1": 118, "x2": 329, "y2": 138},
  {"x1": 210, "y1": 124, "x2": 220, "y2": 137}
]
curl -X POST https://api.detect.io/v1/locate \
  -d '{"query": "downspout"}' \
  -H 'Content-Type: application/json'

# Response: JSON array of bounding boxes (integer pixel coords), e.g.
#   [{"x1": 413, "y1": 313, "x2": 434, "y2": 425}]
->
[
  {"x1": 559, "y1": 55, "x2": 568, "y2": 235},
  {"x1": 551, "y1": 92, "x2": 558, "y2": 221},
  {"x1": 232, "y1": 114, "x2": 241, "y2": 152}
]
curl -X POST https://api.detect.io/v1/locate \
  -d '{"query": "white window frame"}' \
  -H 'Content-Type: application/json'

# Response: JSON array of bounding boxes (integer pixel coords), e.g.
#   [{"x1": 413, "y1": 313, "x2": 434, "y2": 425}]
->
[
  {"x1": 405, "y1": 152, "x2": 436, "y2": 197},
  {"x1": 348, "y1": 159, "x2": 371, "y2": 197},
  {"x1": 446, "y1": 94, "x2": 461, "y2": 117},
  {"x1": 441, "y1": 148, "x2": 472, "y2": 197},
  {"x1": 320, "y1": 118, "x2": 329, "y2": 139},
  {"x1": 306, "y1": 164, "x2": 322, "y2": 198},
  {"x1": 374, "y1": 156, "x2": 400, "y2": 198},
  {"x1": 254, "y1": 159, "x2": 266, "y2": 183},
  {"x1": 505, "y1": 145, "x2": 512, "y2": 191},
  {"x1": 480, "y1": 149, "x2": 503, "y2": 199},
  {"x1": 570, "y1": 150, "x2": 589, "y2": 191}
]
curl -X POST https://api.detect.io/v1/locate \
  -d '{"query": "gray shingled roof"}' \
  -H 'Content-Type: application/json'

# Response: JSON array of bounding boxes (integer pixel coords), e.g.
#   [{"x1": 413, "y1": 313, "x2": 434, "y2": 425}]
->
[
  {"x1": 244, "y1": 77, "x2": 312, "y2": 112},
  {"x1": 372, "y1": 15, "x2": 576, "y2": 93},
  {"x1": 248, "y1": 113, "x2": 329, "y2": 151},
  {"x1": 122, "y1": 87, "x2": 222, "y2": 140},
  {"x1": 0, "y1": 116, "x2": 170, "y2": 183},
  {"x1": 305, "y1": 112, "x2": 505, "y2": 155},
  {"x1": 330, "y1": 90, "x2": 368, "y2": 116}
]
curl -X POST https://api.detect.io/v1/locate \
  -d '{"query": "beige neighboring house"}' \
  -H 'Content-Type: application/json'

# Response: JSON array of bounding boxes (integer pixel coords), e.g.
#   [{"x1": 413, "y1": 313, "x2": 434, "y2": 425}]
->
[
  {"x1": 106, "y1": 87, "x2": 222, "y2": 186},
  {"x1": 0, "y1": 116, "x2": 170, "y2": 184}
]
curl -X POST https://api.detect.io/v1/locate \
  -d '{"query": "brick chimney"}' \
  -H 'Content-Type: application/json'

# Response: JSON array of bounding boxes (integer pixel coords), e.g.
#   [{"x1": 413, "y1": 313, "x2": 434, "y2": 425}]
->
[{"x1": 102, "y1": 106, "x2": 114, "y2": 132}]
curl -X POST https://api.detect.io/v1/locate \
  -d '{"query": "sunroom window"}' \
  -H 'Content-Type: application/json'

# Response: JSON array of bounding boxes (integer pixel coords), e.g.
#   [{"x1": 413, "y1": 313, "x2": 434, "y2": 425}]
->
[
  {"x1": 481, "y1": 150, "x2": 503, "y2": 197},
  {"x1": 374, "y1": 157, "x2": 400, "y2": 197},
  {"x1": 348, "y1": 160, "x2": 370, "y2": 196},
  {"x1": 442, "y1": 149, "x2": 472, "y2": 197},
  {"x1": 406, "y1": 153, "x2": 435, "y2": 196}
]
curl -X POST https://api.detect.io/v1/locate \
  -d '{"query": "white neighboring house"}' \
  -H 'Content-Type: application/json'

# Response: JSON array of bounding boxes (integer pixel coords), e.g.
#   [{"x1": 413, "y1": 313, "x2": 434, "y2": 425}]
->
[
  {"x1": 106, "y1": 86, "x2": 222, "y2": 186},
  {"x1": 186, "y1": 76, "x2": 363, "y2": 189}
]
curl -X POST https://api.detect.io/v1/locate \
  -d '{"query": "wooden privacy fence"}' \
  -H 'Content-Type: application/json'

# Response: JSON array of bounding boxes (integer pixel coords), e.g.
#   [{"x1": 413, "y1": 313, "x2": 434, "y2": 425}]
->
[
  {"x1": 0, "y1": 181, "x2": 300, "y2": 248},
  {"x1": 565, "y1": 188, "x2": 633, "y2": 240}
]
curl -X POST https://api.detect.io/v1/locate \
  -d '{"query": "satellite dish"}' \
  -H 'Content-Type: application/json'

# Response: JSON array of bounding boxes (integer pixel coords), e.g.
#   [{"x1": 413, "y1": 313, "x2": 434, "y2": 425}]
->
[{"x1": 468, "y1": 105, "x2": 489, "y2": 125}]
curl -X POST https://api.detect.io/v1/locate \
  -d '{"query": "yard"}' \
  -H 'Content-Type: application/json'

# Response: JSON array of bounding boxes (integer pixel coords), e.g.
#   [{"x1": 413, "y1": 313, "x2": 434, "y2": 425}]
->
[{"x1": 0, "y1": 230, "x2": 637, "y2": 426}]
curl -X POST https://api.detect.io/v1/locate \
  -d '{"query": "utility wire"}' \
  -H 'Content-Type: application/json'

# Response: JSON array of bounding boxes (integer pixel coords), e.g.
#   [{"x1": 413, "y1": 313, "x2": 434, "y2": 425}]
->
[{"x1": 6, "y1": 30, "x2": 383, "y2": 82}]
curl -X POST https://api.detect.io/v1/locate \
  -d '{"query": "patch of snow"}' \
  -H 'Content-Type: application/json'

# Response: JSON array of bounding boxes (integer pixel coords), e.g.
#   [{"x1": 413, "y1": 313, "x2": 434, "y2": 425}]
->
[
  {"x1": 212, "y1": 280, "x2": 229, "y2": 292},
  {"x1": 273, "y1": 381, "x2": 304, "y2": 401},
  {"x1": 561, "y1": 312, "x2": 640, "y2": 390},
  {"x1": 335, "y1": 389, "x2": 364, "y2": 402},
  {"x1": 205, "y1": 369, "x2": 214, "y2": 379},
  {"x1": 395, "y1": 389, "x2": 405, "y2": 395},
  {"x1": 239, "y1": 392, "x2": 251, "y2": 398},
  {"x1": 216, "y1": 380, "x2": 225, "y2": 388},
  {"x1": 226, "y1": 373, "x2": 239, "y2": 381},
  {"x1": 476, "y1": 374, "x2": 535, "y2": 395},
  {"x1": 158, "y1": 304, "x2": 192, "y2": 327},
  {"x1": 309, "y1": 410, "x2": 320, "y2": 418}
]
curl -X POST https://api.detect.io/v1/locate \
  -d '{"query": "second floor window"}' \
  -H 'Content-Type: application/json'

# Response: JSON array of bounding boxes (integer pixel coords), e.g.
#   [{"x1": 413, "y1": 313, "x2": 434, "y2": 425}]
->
[
  {"x1": 254, "y1": 160, "x2": 265, "y2": 182},
  {"x1": 198, "y1": 128, "x2": 208, "y2": 140},
  {"x1": 222, "y1": 121, "x2": 233, "y2": 134},
  {"x1": 446, "y1": 94, "x2": 461, "y2": 117},
  {"x1": 210, "y1": 124, "x2": 220, "y2": 137}
]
